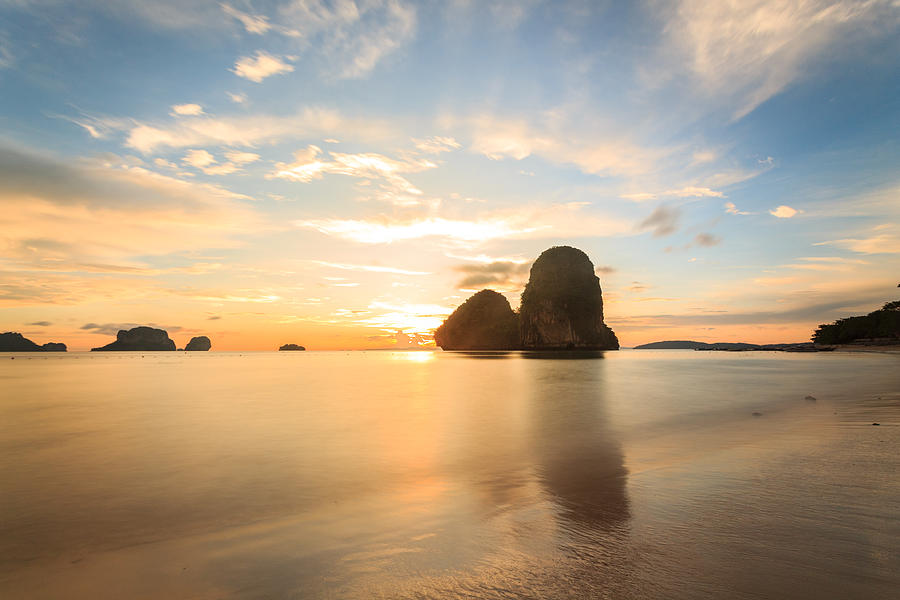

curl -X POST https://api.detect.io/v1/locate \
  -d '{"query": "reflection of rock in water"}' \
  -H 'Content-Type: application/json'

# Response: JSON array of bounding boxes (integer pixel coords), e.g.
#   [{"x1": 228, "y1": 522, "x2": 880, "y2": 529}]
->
[{"x1": 528, "y1": 357, "x2": 629, "y2": 532}]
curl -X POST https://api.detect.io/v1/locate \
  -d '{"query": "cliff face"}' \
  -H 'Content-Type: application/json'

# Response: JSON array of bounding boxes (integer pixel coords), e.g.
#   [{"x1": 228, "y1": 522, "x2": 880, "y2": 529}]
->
[
  {"x1": 184, "y1": 336, "x2": 211, "y2": 351},
  {"x1": 91, "y1": 326, "x2": 176, "y2": 351},
  {"x1": 279, "y1": 344, "x2": 306, "y2": 351},
  {"x1": 519, "y1": 246, "x2": 619, "y2": 350},
  {"x1": 435, "y1": 289, "x2": 520, "y2": 350}
]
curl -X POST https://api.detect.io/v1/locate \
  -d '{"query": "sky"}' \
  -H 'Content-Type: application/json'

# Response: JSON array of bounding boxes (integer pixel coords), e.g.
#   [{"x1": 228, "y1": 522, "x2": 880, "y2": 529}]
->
[{"x1": 1, "y1": 0, "x2": 899, "y2": 350}]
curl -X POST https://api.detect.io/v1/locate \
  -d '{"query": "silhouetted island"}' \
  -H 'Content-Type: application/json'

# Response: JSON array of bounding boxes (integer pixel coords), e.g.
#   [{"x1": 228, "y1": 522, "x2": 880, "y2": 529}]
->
[
  {"x1": 435, "y1": 246, "x2": 619, "y2": 351},
  {"x1": 435, "y1": 290, "x2": 519, "y2": 350},
  {"x1": 813, "y1": 300, "x2": 900, "y2": 345},
  {"x1": 91, "y1": 326, "x2": 176, "y2": 351},
  {"x1": 184, "y1": 336, "x2": 211, "y2": 351},
  {"x1": 634, "y1": 340, "x2": 828, "y2": 352},
  {"x1": 279, "y1": 344, "x2": 306, "y2": 351},
  {"x1": 0, "y1": 332, "x2": 67, "y2": 352}
]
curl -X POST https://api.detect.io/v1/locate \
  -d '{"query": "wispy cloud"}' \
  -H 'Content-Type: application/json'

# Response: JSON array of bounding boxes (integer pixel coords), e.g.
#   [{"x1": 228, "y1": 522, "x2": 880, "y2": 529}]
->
[
  {"x1": 694, "y1": 232, "x2": 721, "y2": 247},
  {"x1": 815, "y1": 228, "x2": 900, "y2": 254},
  {"x1": 220, "y1": 3, "x2": 273, "y2": 35},
  {"x1": 664, "y1": 0, "x2": 898, "y2": 119},
  {"x1": 232, "y1": 51, "x2": 294, "y2": 82},
  {"x1": 622, "y1": 185, "x2": 724, "y2": 201},
  {"x1": 312, "y1": 261, "x2": 430, "y2": 275},
  {"x1": 725, "y1": 201, "x2": 752, "y2": 215},
  {"x1": 269, "y1": 144, "x2": 438, "y2": 206}
]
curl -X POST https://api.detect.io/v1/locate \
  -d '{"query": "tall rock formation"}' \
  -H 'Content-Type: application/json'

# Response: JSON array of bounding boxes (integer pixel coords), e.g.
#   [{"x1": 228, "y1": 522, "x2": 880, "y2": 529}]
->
[
  {"x1": 435, "y1": 289, "x2": 520, "y2": 350},
  {"x1": 519, "y1": 246, "x2": 619, "y2": 350},
  {"x1": 91, "y1": 326, "x2": 176, "y2": 351},
  {"x1": 184, "y1": 336, "x2": 211, "y2": 351}
]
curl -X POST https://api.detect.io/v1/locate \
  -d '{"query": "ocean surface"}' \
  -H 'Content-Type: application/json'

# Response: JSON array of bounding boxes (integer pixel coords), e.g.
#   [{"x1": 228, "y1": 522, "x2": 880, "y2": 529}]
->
[{"x1": 1, "y1": 349, "x2": 899, "y2": 599}]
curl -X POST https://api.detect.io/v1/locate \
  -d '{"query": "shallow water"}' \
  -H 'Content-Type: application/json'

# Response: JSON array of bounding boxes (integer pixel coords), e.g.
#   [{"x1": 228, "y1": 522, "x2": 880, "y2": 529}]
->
[{"x1": 1, "y1": 350, "x2": 899, "y2": 598}]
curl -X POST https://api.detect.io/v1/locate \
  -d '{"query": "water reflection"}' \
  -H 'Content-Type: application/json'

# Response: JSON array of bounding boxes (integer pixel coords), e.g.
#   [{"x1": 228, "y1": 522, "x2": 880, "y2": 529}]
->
[
  {"x1": 522, "y1": 350, "x2": 608, "y2": 360},
  {"x1": 527, "y1": 358, "x2": 630, "y2": 533},
  {"x1": 446, "y1": 350, "x2": 517, "y2": 359}
]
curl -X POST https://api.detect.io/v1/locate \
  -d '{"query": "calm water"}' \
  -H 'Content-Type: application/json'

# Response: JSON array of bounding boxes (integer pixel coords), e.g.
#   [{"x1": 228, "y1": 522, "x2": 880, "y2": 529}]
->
[{"x1": 1, "y1": 350, "x2": 899, "y2": 599}]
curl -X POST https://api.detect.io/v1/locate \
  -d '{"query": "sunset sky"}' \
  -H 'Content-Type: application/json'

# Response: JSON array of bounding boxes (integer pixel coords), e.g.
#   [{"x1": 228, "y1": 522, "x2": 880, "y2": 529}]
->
[{"x1": 1, "y1": 0, "x2": 899, "y2": 350}]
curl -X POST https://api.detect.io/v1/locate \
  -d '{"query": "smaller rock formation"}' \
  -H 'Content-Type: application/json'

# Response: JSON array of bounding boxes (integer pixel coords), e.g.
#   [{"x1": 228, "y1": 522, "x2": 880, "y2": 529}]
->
[
  {"x1": 184, "y1": 336, "x2": 211, "y2": 351},
  {"x1": 91, "y1": 326, "x2": 176, "y2": 351},
  {"x1": 435, "y1": 289, "x2": 519, "y2": 350},
  {"x1": 279, "y1": 344, "x2": 306, "y2": 351},
  {"x1": 0, "y1": 332, "x2": 67, "y2": 352}
]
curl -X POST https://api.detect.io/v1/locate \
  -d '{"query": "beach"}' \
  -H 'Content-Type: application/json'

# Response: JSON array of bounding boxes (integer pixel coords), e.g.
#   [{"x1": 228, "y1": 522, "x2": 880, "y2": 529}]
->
[{"x1": 1, "y1": 350, "x2": 898, "y2": 598}]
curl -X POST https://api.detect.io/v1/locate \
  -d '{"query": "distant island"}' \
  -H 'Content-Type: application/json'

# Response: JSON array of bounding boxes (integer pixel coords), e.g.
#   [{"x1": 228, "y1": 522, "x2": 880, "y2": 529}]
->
[
  {"x1": 435, "y1": 246, "x2": 619, "y2": 351},
  {"x1": 634, "y1": 340, "x2": 828, "y2": 352},
  {"x1": 279, "y1": 344, "x2": 306, "y2": 351},
  {"x1": 184, "y1": 336, "x2": 211, "y2": 351},
  {"x1": 0, "y1": 332, "x2": 67, "y2": 352},
  {"x1": 812, "y1": 300, "x2": 900, "y2": 345}
]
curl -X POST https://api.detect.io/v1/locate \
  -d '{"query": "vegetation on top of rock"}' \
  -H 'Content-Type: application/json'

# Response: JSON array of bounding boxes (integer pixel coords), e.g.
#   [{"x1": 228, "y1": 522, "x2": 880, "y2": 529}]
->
[
  {"x1": 519, "y1": 246, "x2": 618, "y2": 350},
  {"x1": 184, "y1": 336, "x2": 211, "y2": 351},
  {"x1": 434, "y1": 289, "x2": 519, "y2": 350},
  {"x1": 91, "y1": 326, "x2": 176, "y2": 351},
  {"x1": 812, "y1": 300, "x2": 900, "y2": 345}
]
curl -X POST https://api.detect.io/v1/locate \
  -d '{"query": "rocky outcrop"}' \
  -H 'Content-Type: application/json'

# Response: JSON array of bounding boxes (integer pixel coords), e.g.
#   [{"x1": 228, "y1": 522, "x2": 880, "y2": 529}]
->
[
  {"x1": 519, "y1": 246, "x2": 619, "y2": 350},
  {"x1": 0, "y1": 332, "x2": 66, "y2": 352},
  {"x1": 184, "y1": 336, "x2": 211, "y2": 351},
  {"x1": 435, "y1": 289, "x2": 520, "y2": 350},
  {"x1": 279, "y1": 344, "x2": 306, "y2": 351},
  {"x1": 91, "y1": 326, "x2": 176, "y2": 351}
]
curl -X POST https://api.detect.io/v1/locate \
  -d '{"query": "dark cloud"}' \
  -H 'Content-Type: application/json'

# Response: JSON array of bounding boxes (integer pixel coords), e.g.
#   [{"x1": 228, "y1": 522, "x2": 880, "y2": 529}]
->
[
  {"x1": 207, "y1": 315, "x2": 222, "y2": 320},
  {"x1": 81, "y1": 322, "x2": 182, "y2": 336},
  {"x1": 595, "y1": 265, "x2": 616, "y2": 275},
  {"x1": 694, "y1": 233, "x2": 721, "y2": 247},
  {"x1": 454, "y1": 261, "x2": 531, "y2": 289},
  {"x1": 638, "y1": 205, "x2": 680, "y2": 237},
  {"x1": 27, "y1": 321, "x2": 52, "y2": 326}
]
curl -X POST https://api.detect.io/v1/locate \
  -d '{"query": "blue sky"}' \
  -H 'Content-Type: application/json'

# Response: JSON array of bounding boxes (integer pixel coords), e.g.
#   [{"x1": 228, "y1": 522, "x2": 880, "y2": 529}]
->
[{"x1": 1, "y1": 0, "x2": 899, "y2": 349}]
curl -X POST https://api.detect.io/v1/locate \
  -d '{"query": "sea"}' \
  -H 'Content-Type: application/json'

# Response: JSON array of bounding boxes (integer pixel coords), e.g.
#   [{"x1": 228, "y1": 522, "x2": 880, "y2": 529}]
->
[{"x1": 1, "y1": 349, "x2": 899, "y2": 599}]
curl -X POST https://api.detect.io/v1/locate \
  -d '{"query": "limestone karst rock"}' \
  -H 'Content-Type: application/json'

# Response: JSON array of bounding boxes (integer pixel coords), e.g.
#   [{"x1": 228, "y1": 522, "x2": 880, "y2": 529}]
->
[
  {"x1": 0, "y1": 332, "x2": 67, "y2": 352},
  {"x1": 519, "y1": 246, "x2": 619, "y2": 350},
  {"x1": 184, "y1": 336, "x2": 211, "y2": 351},
  {"x1": 91, "y1": 326, "x2": 176, "y2": 351},
  {"x1": 434, "y1": 289, "x2": 520, "y2": 350}
]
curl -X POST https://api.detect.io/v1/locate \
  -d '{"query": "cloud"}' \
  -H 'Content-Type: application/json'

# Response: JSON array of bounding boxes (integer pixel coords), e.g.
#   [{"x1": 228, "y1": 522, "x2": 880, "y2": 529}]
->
[
  {"x1": 170, "y1": 103, "x2": 204, "y2": 116},
  {"x1": 81, "y1": 322, "x2": 182, "y2": 336},
  {"x1": 414, "y1": 136, "x2": 461, "y2": 154},
  {"x1": 663, "y1": 0, "x2": 898, "y2": 119},
  {"x1": 0, "y1": 36, "x2": 13, "y2": 69},
  {"x1": 277, "y1": 0, "x2": 417, "y2": 79},
  {"x1": 27, "y1": 321, "x2": 52, "y2": 326},
  {"x1": 463, "y1": 114, "x2": 664, "y2": 176},
  {"x1": 269, "y1": 144, "x2": 438, "y2": 205},
  {"x1": 454, "y1": 260, "x2": 531, "y2": 289},
  {"x1": 622, "y1": 186, "x2": 724, "y2": 202},
  {"x1": 182, "y1": 149, "x2": 216, "y2": 168},
  {"x1": 815, "y1": 231, "x2": 900, "y2": 254},
  {"x1": 638, "y1": 205, "x2": 681, "y2": 237},
  {"x1": 94, "y1": 107, "x2": 385, "y2": 153},
  {"x1": 296, "y1": 202, "x2": 630, "y2": 245},
  {"x1": 312, "y1": 261, "x2": 430, "y2": 275},
  {"x1": 220, "y1": 3, "x2": 272, "y2": 34},
  {"x1": 596, "y1": 265, "x2": 616, "y2": 275},
  {"x1": 232, "y1": 51, "x2": 294, "y2": 82},
  {"x1": 770, "y1": 205, "x2": 800, "y2": 218},
  {"x1": 0, "y1": 144, "x2": 259, "y2": 273},
  {"x1": 227, "y1": 92, "x2": 247, "y2": 104},
  {"x1": 694, "y1": 232, "x2": 721, "y2": 247},
  {"x1": 224, "y1": 150, "x2": 260, "y2": 165},
  {"x1": 725, "y1": 201, "x2": 752, "y2": 215}
]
